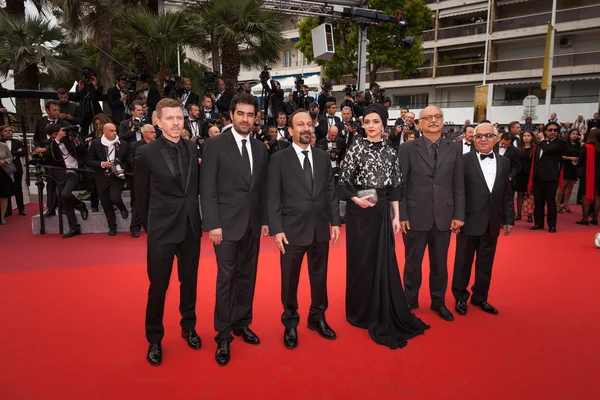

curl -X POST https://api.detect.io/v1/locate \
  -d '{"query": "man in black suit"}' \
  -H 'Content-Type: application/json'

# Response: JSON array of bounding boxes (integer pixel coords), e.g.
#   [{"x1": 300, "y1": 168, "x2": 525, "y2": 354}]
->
[
  {"x1": 319, "y1": 102, "x2": 341, "y2": 132},
  {"x1": 184, "y1": 104, "x2": 207, "y2": 139},
  {"x1": 531, "y1": 122, "x2": 566, "y2": 232},
  {"x1": 452, "y1": 123, "x2": 514, "y2": 316},
  {"x1": 177, "y1": 78, "x2": 200, "y2": 118},
  {"x1": 57, "y1": 88, "x2": 82, "y2": 126},
  {"x1": 269, "y1": 110, "x2": 341, "y2": 349},
  {"x1": 45, "y1": 124, "x2": 89, "y2": 238},
  {"x1": 85, "y1": 123, "x2": 130, "y2": 236},
  {"x1": 265, "y1": 126, "x2": 290, "y2": 158},
  {"x1": 107, "y1": 75, "x2": 129, "y2": 126},
  {"x1": 128, "y1": 124, "x2": 156, "y2": 238},
  {"x1": 135, "y1": 98, "x2": 203, "y2": 367},
  {"x1": 269, "y1": 80, "x2": 285, "y2": 119},
  {"x1": 72, "y1": 72, "x2": 103, "y2": 138},
  {"x1": 398, "y1": 105, "x2": 465, "y2": 322},
  {"x1": 1, "y1": 126, "x2": 27, "y2": 216},
  {"x1": 316, "y1": 125, "x2": 346, "y2": 185},
  {"x1": 460, "y1": 126, "x2": 476, "y2": 154},
  {"x1": 212, "y1": 78, "x2": 233, "y2": 115},
  {"x1": 118, "y1": 101, "x2": 148, "y2": 144},
  {"x1": 200, "y1": 93, "x2": 269, "y2": 366},
  {"x1": 275, "y1": 112, "x2": 291, "y2": 141},
  {"x1": 138, "y1": 77, "x2": 161, "y2": 117},
  {"x1": 199, "y1": 96, "x2": 220, "y2": 123}
]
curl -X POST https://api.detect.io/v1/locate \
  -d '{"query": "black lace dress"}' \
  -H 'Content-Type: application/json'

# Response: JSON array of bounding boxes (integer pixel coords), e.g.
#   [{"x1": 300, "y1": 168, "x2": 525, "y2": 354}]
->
[{"x1": 338, "y1": 138, "x2": 429, "y2": 349}]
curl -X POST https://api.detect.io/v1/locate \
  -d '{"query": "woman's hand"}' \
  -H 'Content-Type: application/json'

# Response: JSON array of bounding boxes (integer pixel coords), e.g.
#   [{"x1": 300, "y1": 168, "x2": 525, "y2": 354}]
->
[
  {"x1": 392, "y1": 217, "x2": 401, "y2": 234},
  {"x1": 352, "y1": 195, "x2": 375, "y2": 209}
]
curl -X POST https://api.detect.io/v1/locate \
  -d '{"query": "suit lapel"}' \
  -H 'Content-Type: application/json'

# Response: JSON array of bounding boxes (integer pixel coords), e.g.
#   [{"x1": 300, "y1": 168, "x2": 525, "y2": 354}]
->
[
  {"x1": 184, "y1": 141, "x2": 193, "y2": 193},
  {"x1": 159, "y1": 146, "x2": 179, "y2": 187},
  {"x1": 249, "y1": 138, "x2": 262, "y2": 189},
  {"x1": 415, "y1": 137, "x2": 434, "y2": 169},
  {"x1": 312, "y1": 150, "x2": 324, "y2": 198},
  {"x1": 285, "y1": 147, "x2": 312, "y2": 195},
  {"x1": 469, "y1": 152, "x2": 489, "y2": 191},
  {"x1": 491, "y1": 156, "x2": 503, "y2": 194},
  {"x1": 436, "y1": 138, "x2": 452, "y2": 168},
  {"x1": 225, "y1": 132, "x2": 251, "y2": 186}
]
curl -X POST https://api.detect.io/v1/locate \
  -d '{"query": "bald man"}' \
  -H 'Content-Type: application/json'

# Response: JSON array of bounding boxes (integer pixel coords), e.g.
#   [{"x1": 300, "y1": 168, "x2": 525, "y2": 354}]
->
[
  {"x1": 86, "y1": 123, "x2": 130, "y2": 236},
  {"x1": 398, "y1": 105, "x2": 465, "y2": 322}
]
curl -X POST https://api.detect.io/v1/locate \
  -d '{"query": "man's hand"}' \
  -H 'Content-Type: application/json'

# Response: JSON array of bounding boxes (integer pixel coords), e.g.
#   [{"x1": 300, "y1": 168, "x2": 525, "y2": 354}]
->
[
  {"x1": 34, "y1": 147, "x2": 46, "y2": 154},
  {"x1": 399, "y1": 220, "x2": 410, "y2": 234},
  {"x1": 261, "y1": 225, "x2": 269, "y2": 237},
  {"x1": 331, "y1": 226, "x2": 340, "y2": 244},
  {"x1": 392, "y1": 217, "x2": 401, "y2": 235},
  {"x1": 450, "y1": 219, "x2": 464, "y2": 234},
  {"x1": 502, "y1": 225, "x2": 513, "y2": 236},
  {"x1": 209, "y1": 228, "x2": 223, "y2": 246},
  {"x1": 274, "y1": 232, "x2": 289, "y2": 254},
  {"x1": 90, "y1": 76, "x2": 98, "y2": 88},
  {"x1": 56, "y1": 129, "x2": 67, "y2": 141},
  {"x1": 352, "y1": 195, "x2": 375, "y2": 209},
  {"x1": 120, "y1": 95, "x2": 128, "y2": 102},
  {"x1": 210, "y1": 93, "x2": 216, "y2": 101},
  {"x1": 101, "y1": 161, "x2": 113, "y2": 169}
]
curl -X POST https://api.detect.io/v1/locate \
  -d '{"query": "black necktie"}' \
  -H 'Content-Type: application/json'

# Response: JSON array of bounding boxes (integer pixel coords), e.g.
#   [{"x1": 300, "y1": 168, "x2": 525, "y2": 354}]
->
[
  {"x1": 431, "y1": 143, "x2": 438, "y2": 168},
  {"x1": 302, "y1": 150, "x2": 313, "y2": 193},
  {"x1": 480, "y1": 152, "x2": 494, "y2": 160},
  {"x1": 464, "y1": 142, "x2": 471, "y2": 146},
  {"x1": 241, "y1": 139, "x2": 251, "y2": 179}
]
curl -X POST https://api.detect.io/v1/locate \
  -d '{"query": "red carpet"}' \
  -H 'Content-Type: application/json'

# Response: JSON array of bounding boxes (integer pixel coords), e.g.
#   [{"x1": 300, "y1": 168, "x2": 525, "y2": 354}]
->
[{"x1": 1, "y1": 203, "x2": 599, "y2": 399}]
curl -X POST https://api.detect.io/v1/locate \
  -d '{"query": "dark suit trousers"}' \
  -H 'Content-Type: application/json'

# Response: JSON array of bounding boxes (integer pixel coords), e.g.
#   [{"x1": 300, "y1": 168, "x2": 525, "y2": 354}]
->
[
  {"x1": 533, "y1": 176, "x2": 558, "y2": 228},
  {"x1": 145, "y1": 219, "x2": 201, "y2": 343},
  {"x1": 402, "y1": 226, "x2": 451, "y2": 307},
  {"x1": 451, "y1": 227, "x2": 499, "y2": 303},
  {"x1": 57, "y1": 172, "x2": 85, "y2": 230},
  {"x1": 280, "y1": 237, "x2": 329, "y2": 329},
  {"x1": 94, "y1": 174, "x2": 126, "y2": 230},
  {"x1": 7, "y1": 171, "x2": 25, "y2": 211},
  {"x1": 128, "y1": 177, "x2": 142, "y2": 232},
  {"x1": 46, "y1": 168, "x2": 59, "y2": 210},
  {"x1": 214, "y1": 223, "x2": 260, "y2": 343}
]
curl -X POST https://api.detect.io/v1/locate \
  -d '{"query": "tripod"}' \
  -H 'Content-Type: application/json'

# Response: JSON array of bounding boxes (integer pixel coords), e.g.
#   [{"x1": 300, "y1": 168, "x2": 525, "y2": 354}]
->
[{"x1": 260, "y1": 81, "x2": 271, "y2": 128}]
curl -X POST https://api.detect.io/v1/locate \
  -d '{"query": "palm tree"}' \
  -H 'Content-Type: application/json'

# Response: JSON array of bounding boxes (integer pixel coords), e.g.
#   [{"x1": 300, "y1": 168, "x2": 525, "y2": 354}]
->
[
  {"x1": 114, "y1": 8, "x2": 196, "y2": 97},
  {"x1": 0, "y1": 11, "x2": 81, "y2": 130},
  {"x1": 188, "y1": 0, "x2": 283, "y2": 91}
]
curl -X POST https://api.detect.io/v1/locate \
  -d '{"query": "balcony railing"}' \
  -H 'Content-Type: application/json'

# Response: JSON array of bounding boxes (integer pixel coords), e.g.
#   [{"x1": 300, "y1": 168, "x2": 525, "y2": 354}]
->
[
  {"x1": 272, "y1": 60, "x2": 317, "y2": 69},
  {"x1": 407, "y1": 68, "x2": 434, "y2": 79},
  {"x1": 437, "y1": 62, "x2": 484, "y2": 76},
  {"x1": 492, "y1": 96, "x2": 600, "y2": 106},
  {"x1": 489, "y1": 50, "x2": 600, "y2": 73},
  {"x1": 493, "y1": 4, "x2": 600, "y2": 32}
]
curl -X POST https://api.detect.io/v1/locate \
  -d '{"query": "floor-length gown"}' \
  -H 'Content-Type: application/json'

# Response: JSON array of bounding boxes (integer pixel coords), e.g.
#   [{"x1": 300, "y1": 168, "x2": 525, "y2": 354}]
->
[{"x1": 339, "y1": 138, "x2": 429, "y2": 349}]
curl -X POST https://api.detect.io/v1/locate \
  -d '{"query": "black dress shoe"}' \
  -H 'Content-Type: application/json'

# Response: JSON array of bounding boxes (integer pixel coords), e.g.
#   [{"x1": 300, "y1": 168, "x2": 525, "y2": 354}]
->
[
  {"x1": 307, "y1": 319, "x2": 337, "y2": 340},
  {"x1": 530, "y1": 225, "x2": 543, "y2": 230},
  {"x1": 409, "y1": 303, "x2": 419, "y2": 310},
  {"x1": 527, "y1": 216, "x2": 533, "y2": 223},
  {"x1": 62, "y1": 228, "x2": 81, "y2": 239},
  {"x1": 147, "y1": 342, "x2": 162, "y2": 366},
  {"x1": 575, "y1": 219, "x2": 589, "y2": 225},
  {"x1": 515, "y1": 215, "x2": 522, "y2": 221},
  {"x1": 431, "y1": 304, "x2": 454, "y2": 321},
  {"x1": 121, "y1": 208, "x2": 129, "y2": 219},
  {"x1": 44, "y1": 209, "x2": 56, "y2": 217},
  {"x1": 471, "y1": 300, "x2": 499, "y2": 315},
  {"x1": 181, "y1": 329, "x2": 201, "y2": 350},
  {"x1": 215, "y1": 341, "x2": 230, "y2": 366},
  {"x1": 91, "y1": 207, "x2": 99, "y2": 212},
  {"x1": 19, "y1": 210, "x2": 27, "y2": 216},
  {"x1": 232, "y1": 326, "x2": 260, "y2": 345},
  {"x1": 590, "y1": 219, "x2": 599, "y2": 225},
  {"x1": 4, "y1": 210, "x2": 12, "y2": 217},
  {"x1": 455, "y1": 301, "x2": 468, "y2": 316},
  {"x1": 108, "y1": 229, "x2": 117, "y2": 236},
  {"x1": 78, "y1": 204, "x2": 89, "y2": 220},
  {"x1": 548, "y1": 227, "x2": 556, "y2": 233},
  {"x1": 131, "y1": 230, "x2": 140, "y2": 238},
  {"x1": 284, "y1": 327, "x2": 298, "y2": 349}
]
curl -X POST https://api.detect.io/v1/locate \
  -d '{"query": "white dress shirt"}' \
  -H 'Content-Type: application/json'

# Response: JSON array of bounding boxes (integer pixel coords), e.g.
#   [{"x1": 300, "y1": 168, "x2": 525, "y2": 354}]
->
[
  {"x1": 462, "y1": 140, "x2": 472, "y2": 154},
  {"x1": 477, "y1": 152, "x2": 497, "y2": 192},
  {"x1": 498, "y1": 146, "x2": 507, "y2": 156},
  {"x1": 5, "y1": 138, "x2": 12, "y2": 151},
  {"x1": 292, "y1": 142, "x2": 313, "y2": 176},
  {"x1": 231, "y1": 127, "x2": 253, "y2": 174},
  {"x1": 55, "y1": 139, "x2": 79, "y2": 171}
]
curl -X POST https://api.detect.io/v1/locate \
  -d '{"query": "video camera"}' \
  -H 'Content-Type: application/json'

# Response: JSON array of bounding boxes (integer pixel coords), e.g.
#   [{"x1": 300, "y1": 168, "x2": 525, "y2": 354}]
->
[
  {"x1": 124, "y1": 71, "x2": 141, "y2": 96},
  {"x1": 344, "y1": 84, "x2": 357, "y2": 97},
  {"x1": 81, "y1": 67, "x2": 96, "y2": 84},
  {"x1": 260, "y1": 67, "x2": 272, "y2": 84},
  {"x1": 164, "y1": 73, "x2": 180, "y2": 98},
  {"x1": 65, "y1": 125, "x2": 80, "y2": 138},
  {"x1": 294, "y1": 75, "x2": 304, "y2": 87},
  {"x1": 321, "y1": 82, "x2": 333, "y2": 93},
  {"x1": 203, "y1": 71, "x2": 219, "y2": 95}
]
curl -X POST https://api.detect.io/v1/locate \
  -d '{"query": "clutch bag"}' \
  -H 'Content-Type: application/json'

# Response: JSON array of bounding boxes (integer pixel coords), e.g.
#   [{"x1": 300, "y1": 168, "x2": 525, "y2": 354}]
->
[
  {"x1": 357, "y1": 188, "x2": 378, "y2": 204},
  {"x1": 2, "y1": 162, "x2": 17, "y2": 174}
]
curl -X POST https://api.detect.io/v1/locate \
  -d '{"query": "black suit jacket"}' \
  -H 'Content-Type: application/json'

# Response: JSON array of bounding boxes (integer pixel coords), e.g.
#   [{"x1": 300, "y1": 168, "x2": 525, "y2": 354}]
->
[
  {"x1": 85, "y1": 138, "x2": 130, "y2": 173},
  {"x1": 316, "y1": 137, "x2": 346, "y2": 163},
  {"x1": 214, "y1": 91, "x2": 233, "y2": 114},
  {"x1": 47, "y1": 137, "x2": 86, "y2": 169},
  {"x1": 398, "y1": 136, "x2": 466, "y2": 231},
  {"x1": 118, "y1": 118, "x2": 149, "y2": 143},
  {"x1": 107, "y1": 86, "x2": 127, "y2": 125},
  {"x1": 461, "y1": 152, "x2": 514, "y2": 237},
  {"x1": 269, "y1": 84, "x2": 285, "y2": 117},
  {"x1": 34, "y1": 117, "x2": 69, "y2": 148},
  {"x1": 494, "y1": 143, "x2": 519, "y2": 181},
  {"x1": 268, "y1": 146, "x2": 340, "y2": 246},
  {"x1": 128, "y1": 139, "x2": 150, "y2": 172},
  {"x1": 534, "y1": 138, "x2": 567, "y2": 181},
  {"x1": 145, "y1": 89, "x2": 161, "y2": 117},
  {"x1": 177, "y1": 89, "x2": 200, "y2": 110},
  {"x1": 4, "y1": 138, "x2": 26, "y2": 174},
  {"x1": 185, "y1": 117, "x2": 208, "y2": 139},
  {"x1": 200, "y1": 129, "x2": 269, "y2": 241},
  {"x1": 134, "y1": 137, "x2": 202, "y2": 245}
]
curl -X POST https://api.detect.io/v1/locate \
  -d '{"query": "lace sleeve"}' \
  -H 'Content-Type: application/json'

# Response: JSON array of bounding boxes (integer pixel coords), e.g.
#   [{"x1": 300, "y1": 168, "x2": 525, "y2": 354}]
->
[{"x1": 338, "y1": 140, "x2": 359, "y2": 200}]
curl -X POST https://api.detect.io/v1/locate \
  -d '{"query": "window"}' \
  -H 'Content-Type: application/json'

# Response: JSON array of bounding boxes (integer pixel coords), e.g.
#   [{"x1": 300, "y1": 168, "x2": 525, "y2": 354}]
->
[
  {"x1": 504, "y1": 86, "x2": 548, "y2": 102},
  {"x1": 283, "y1": 51, "x2": 292, "y2": 68},
  {"x1": 394, "y1": 93, "x2": 429, "y2": 108}
]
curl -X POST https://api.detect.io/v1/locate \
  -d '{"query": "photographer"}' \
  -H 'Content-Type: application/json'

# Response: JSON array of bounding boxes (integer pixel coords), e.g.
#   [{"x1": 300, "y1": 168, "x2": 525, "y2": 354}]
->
[
  {"x1": 293, "y1": 84, "x2": 314, "y2": 111},
  {"x1": 185, "y1": 104, "x2": 207, "y2": 139},
  {"x1": 128, "y1": 124, "x2": 156, "y2": 238},
  {"x1": 275, "y1": 112, "x2": 290, "y2": 141},
  {"x1": 353, "y1": 91, "x2": 366, "y2": 117},
  {"x1": 211, "y1": 78, "x2": 233, "y2": 114},
  {"x1": 118, "y1": 101, "x2": 148, "y2": 144},
  {"x1": 316, "y1": 125, "x2": 345, "y2": 185},
  {"x1": 57, "y1": 88, "x2": 82, "y2": 126},
  {"x1": 138, "y1": 76, "x2": 161, "y2": 117},
  {"x1": 309, "y1": 102, "x2": 327, "y2": 140},
  {"x1": 34, "y1": 100, "x2": 69, "y2": 150},
  {"x1": 269, "y1": 77, "x2": 285, "y2": 120},
  {"x1": 317, "y1": 83, "x2": 335, "y2": 115},
  {"x1": 72, "y1": 68, "x2": 103, "y2": 138},
  {"x1": 340, "y1": 106, "x2": 361, "y2": 147},
  {"x1": 107, "y1": 75, "x2": 130, "y2": 126},
  {"x1": 319, "y1": 102, "x2": 341, "y2": 131},
  {"x1": 365, "y1": 83, "x2": 379, "y2": 104},
  {"x1": 177, "y1": 78, "x2": 199, "y2": 117},
  {"x1": 265, "y1": 125, "x2": 290, "y2": 158},
  {"x1": 86, "y1": 123, "x2": 130, "y2": 236},
  {"x1": 46, "y1": 124, "x2": 89, "y2": 238}
]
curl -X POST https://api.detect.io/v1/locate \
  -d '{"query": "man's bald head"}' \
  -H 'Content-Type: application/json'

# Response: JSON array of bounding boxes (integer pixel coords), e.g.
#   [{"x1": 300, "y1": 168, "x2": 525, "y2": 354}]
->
[
  {"x1": 328, "y1": 125, "x2": 339, "y2": 140},
  {"x1": 418, "y1": 105, "x2": 444, "y2": 136},
  {"x1": 103, "y1": 123, "x2": 117, "y2": 140}
]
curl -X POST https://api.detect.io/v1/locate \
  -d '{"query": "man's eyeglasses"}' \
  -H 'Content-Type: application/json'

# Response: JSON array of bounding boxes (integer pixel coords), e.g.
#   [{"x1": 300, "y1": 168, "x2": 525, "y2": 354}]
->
[
  {"x1": 546, "y1": 128, "x2": 559, "y2": 132},
  {"x1": 474, "y1": 133, "x2": 495, "y2": 140},
  {"x1": 421, "y1": 114, "x2": 444, "y2": 122}
]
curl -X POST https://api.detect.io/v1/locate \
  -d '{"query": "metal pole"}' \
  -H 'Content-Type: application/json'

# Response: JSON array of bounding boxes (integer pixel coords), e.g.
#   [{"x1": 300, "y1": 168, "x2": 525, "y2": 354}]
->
[
  {"x1": 357, "y1": 24, "x2": 368, "y2": 92},
  {"x1": 545, "y1": 0, "x2": 558, "y2": 120},
  {"x1": 482, "y1": 0, "x2": 492, "y2": 85},
  {"x1": 177, "y1": 45, "x2": 181, "y2": 76}
]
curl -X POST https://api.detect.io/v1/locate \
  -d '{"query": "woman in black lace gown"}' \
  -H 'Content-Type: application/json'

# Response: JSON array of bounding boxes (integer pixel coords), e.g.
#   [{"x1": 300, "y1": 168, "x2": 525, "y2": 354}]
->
[
  {"x1": 515, "y1": 130, "x2": 537, "y2": 222},
  {"x1": 338, "y1": 103, "x2": 429, "y2": 349}
]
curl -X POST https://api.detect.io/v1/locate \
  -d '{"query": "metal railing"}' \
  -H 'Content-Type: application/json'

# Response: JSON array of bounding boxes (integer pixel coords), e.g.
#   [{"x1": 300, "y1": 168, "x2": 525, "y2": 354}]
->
[
  {"x1": 436, "y1": 62, "x2": 484, "y2": 76},
  {"x1": 489, "y1": 50, "x2": 600, "y2": 73},
  {"x1": 493, "y1": 4, "x2": 600, "y2": 31},
  {"x1": 492, "y1": 96, "x2": 600, "y2": 106}
]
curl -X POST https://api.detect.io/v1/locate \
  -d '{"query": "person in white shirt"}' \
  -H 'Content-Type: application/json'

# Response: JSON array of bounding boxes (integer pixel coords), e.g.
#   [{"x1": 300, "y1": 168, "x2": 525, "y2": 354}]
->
[{"x1": 462, "y1": 126, "x2": 475, "y2": 154}]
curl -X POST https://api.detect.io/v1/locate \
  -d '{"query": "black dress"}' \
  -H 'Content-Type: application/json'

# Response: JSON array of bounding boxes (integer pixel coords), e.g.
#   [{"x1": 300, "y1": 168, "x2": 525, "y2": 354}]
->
[
  {"x1": 338, "y1": 137, "x2": 429, "y2": 349},
  {"x1": 562, "y1": 142, "x2": 581, "y2": 181},
  {"x1": 515, "y1": 147, "x2": 534, "y2": 193}
]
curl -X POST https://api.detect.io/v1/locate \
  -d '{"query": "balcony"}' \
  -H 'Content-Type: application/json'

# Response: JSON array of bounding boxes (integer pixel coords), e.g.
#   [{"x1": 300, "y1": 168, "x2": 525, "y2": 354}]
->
[
  {"x1": 423, "y1": 21, "x2": 487, "y2": 41},
  {"x1": 492, "y1": 95, "x2": 600, "y2": 106},
  {"x1": 493, "y1": 4, "x2": 600, "y2": 32},
  {"x1": 407, "y1": 68, "x2": 434, "y2": 79},
  {"x1": 437, "y1": 62, "x2": 484, "y2": 76},
  {"x1": 489, "y1": 50, "x2": 600, "y2": 73}
]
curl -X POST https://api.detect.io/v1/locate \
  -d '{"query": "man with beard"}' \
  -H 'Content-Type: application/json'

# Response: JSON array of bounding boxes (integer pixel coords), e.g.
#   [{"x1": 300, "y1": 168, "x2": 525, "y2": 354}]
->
[
  {"x1": 398, "y1": 105, "x2": 465, "y2": 322},
  {"x1": 461, "y1": 126, "x2": 476, "y2": 154},
  {"x1": 135, "y1": 98, "x2": 203, "y2": 366},
  {"x1": 200, "y1": 93, "x2": 269, "y2": 366},
  {"x1": 268, "y1": 110, "x2": 341, "y2": 349}
]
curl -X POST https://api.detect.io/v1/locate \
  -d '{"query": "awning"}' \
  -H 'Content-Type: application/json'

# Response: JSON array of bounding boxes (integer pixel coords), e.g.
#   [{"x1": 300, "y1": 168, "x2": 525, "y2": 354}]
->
[
  {"x1": 553, "y1": 75, "x2": 600, "y2": 83},
  {"x1": 251, "y1": 74, "x2": 321, "y2": 96},
  {"x1": 439, "y1": 3, "x2": 488, "y2": 18},
  {"x1": 493, "y1": 79, "x2": 540, "y2": 86},
  {"x1": 496, "y1": 0, "x2": 531, "y2": 6}
]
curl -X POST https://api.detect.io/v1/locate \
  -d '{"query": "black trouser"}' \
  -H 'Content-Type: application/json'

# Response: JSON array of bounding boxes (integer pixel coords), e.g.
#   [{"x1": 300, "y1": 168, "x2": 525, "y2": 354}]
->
[
  {"x1": 145, "y1": 219, "x2": 200, "y2": 343},
  {"x1": 129, "y1": 177, "x2": 142, "y2": 233},
  {"x1": 402, "y1": 226, "x2": 451, "y2": 307},
  {"x1": 213, "y1": 223, "x2": 260, "y2": 343},
  {"x1": 452, "y1": 227, "x2": 499, "y2": 303},
  {"x1": 7, "y1": 171, "x2": 25, "y2": 212},
  {"x1": 533, "y1": 177, "x2": 558, "y2": 228},
  {"x1": 57, "y1": 171, "x2": 85, "y2": 231},
  {"x1": 87, "y1": 174, "x2": 99, "y2": 209},
  {"x1": 45, "y1": 168, "x2": 59, "y2": 210},
  {"x1": 94, "y1": 174, "x2": 126, "y2": 230},
  {"x1": 280, "y1": 237, "x2": 329, "y2": 329}
]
